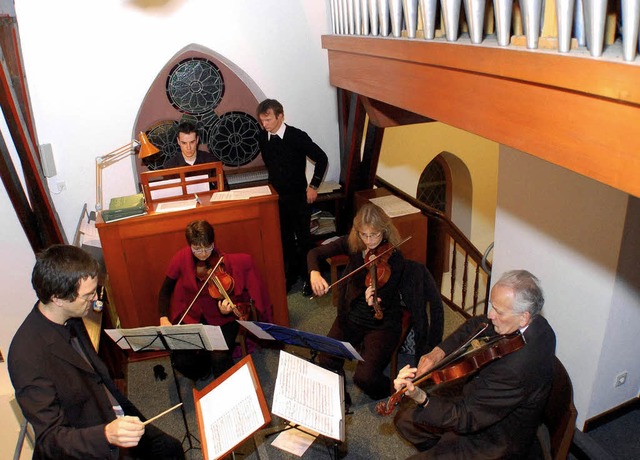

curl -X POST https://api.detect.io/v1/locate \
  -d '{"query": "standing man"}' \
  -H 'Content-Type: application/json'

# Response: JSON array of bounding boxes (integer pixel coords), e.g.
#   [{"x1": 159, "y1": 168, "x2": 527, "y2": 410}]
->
[
  {"x1": 393, "y1": 270, "x2": 556, "y2": 459},
  {"x1": 164, "y1": 121, "x2": 216, "y2": 168},
  {"x1": 9, "y1": 245, "x2": 184, "y2": 460},
  {"x1": 257, "y1": 99, "x2": 328, "y2": 295}
]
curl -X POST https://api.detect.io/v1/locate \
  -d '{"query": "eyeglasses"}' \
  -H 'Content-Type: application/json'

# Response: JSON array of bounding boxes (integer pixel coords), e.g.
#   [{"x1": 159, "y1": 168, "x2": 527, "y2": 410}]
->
[
  {"x1": 77, "y1": 290, "x2": 97, "y2": 301},
  {"x1": 191, "y1": 245, "x2": 214, "y2": 255},
  {"x1": 358, "y1": 231, "x2": 382, "y2": 241}
]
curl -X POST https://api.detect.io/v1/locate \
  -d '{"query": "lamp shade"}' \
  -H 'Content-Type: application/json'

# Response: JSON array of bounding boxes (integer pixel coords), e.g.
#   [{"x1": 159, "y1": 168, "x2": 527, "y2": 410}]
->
[{"x1": 138, "y1": 131, "x2": 160, "y2": 159}]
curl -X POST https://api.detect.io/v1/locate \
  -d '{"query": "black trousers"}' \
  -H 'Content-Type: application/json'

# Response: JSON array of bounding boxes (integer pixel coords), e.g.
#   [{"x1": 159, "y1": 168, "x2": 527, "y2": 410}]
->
[
  {"x1": 171, "y1": 320, "x2": 240, "y2": 381},
  {"x1": 278, "y1": 194, "x2": 312, "y2": 286},
  {"x1": 319, "y1": 315, "x2": 401, "y2": 400}
]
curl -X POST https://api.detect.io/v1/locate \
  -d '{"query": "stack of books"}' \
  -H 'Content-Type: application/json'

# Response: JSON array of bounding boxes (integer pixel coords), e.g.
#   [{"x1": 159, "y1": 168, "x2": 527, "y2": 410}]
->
[
  {"x1": 310, "y1": 209, "x2": 336, "y2": 235},
  {"x1": 101, "y1": 193, "x2": 146, "y2": 223}
]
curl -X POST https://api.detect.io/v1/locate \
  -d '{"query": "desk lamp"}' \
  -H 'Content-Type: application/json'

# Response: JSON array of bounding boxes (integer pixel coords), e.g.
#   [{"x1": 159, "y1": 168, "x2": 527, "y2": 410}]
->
[{"x1": 95, "y1": 132, "x2": 159, "y2": 212}]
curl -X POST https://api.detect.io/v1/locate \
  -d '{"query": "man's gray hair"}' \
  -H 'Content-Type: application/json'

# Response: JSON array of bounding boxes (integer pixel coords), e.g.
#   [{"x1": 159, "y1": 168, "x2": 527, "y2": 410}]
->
[{"x1": 494, "y1": 270, "x2": 544, "y2": 317}]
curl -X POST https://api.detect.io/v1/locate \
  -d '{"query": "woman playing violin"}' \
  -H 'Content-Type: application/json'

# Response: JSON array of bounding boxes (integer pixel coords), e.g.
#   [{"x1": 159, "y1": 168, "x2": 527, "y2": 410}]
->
[
  {"x1": 308, "y1": 203, "x2": 406, "y2": 400},
  {"x1": 158, "y1": 220, "x2": 252, "y2": 381}
]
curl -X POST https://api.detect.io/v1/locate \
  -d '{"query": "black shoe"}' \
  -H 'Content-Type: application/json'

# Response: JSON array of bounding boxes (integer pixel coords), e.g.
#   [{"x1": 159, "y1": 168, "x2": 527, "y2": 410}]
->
[
  {"x1": 344, "y1": 391, "x2": 352, "y2": 413},
  {"x1": 302, "y1": 282, "x2": 312, "y2": 297}
]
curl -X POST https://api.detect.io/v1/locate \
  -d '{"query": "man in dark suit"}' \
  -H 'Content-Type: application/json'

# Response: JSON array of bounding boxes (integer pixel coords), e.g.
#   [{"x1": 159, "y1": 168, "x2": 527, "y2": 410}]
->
[
  {"x1": 164, "y1": 121, "x2": 216, "y2": 168},
  {"x1": 8, "y1": 245, "x2": 183, "y2": 460},
  {"x1": 256, "y1": 99, "x2": 328, "y2": 295},
  {"x1": 393, "y1": 270, "x2": 556, "y2": 459}
]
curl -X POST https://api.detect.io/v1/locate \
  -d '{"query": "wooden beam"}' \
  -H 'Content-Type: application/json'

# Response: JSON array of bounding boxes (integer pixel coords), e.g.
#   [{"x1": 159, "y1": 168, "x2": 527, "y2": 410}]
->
[{"x1": 322, "y1": 36, "x2": 640, "y2": 198}]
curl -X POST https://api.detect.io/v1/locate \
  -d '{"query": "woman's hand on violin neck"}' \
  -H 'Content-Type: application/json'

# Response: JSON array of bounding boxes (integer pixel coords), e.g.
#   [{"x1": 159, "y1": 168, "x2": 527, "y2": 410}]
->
[
  {"x1": 159, "y1": 316, "x2": 172, "y2": 327},
  {"x1": 417, "y1": 347, "x2": 446, "y2": 376},
  {"x1": 219, "y1": 299, "x2": 234, "y2": 315},
  {"x1": 310, "y1": 271, "x2": 329, "y2": 297},
  {"x1": 365, "y1": 285, "x2": 380, "y2": 307}
]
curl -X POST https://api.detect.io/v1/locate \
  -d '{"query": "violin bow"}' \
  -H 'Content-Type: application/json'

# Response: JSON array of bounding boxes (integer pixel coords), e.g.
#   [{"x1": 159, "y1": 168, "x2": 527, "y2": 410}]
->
[
  {"x1": 309, "y1": 235, "x2": 412, "y2": 299},
  {"x1": 177, "y1": 256, "x2": 224, "y2": 325}
]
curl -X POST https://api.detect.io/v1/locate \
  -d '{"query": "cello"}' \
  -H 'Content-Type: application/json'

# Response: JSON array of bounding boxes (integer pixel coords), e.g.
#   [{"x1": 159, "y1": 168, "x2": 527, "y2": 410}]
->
[{"x1": 375, "y1": 325, "x2": 526, "y2": 416}]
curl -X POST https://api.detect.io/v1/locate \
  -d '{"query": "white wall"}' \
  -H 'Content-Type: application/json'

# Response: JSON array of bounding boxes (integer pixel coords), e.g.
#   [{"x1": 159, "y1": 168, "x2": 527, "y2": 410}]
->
[
  {"x1": 15, "y1": 0, "x2": 339, "y2": 240},
  {"x1": 2, "y1": 1, "x2": 338, "y2": 456},
  {"x1": 493, "y1": 146, "x2": 636, "y2": 428},
  {"x1": 0, "y1": 128, "x2": 37, "y2": 459}
]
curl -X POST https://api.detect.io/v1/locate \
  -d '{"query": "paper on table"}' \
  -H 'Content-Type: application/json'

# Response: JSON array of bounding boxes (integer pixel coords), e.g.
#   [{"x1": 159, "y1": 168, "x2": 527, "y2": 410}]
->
[
  {"x1": 271, "y1": 423, "x2": 319, "y2": 456},
  {"x1": 369, "y1": 195, "x2": 421, "y2": 218},
  {"x1": 316, "y1": 181, "x2": 341, "y2": 195},
  {"x1": 79, "y1": 218, "x2": 101, "y2": 248},
  {"x1": 209, "y1": 185, "x2": 272, "y2": 202},
  {"x1": 155, "y1": 198, "x2": 198, "y2": 213}
]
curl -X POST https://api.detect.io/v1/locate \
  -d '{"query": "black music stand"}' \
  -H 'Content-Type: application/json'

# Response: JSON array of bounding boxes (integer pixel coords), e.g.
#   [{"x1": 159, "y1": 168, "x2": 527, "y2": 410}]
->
[
  {"x1": 239, "y1": 321, "x2": 362, "y2": 459},
  {"x1": 238, "y1": 320, "x2": 363, "y2": 363},
  {"x1": 108, "y1": 325, "x2": 227, "y2": 454}
]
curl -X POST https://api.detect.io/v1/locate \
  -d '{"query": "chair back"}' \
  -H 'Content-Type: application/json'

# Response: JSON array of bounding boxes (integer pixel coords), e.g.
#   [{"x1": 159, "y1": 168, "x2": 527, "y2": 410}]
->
[{"x1": 542, "y1": 356, "x2": 577, "y2": 459}]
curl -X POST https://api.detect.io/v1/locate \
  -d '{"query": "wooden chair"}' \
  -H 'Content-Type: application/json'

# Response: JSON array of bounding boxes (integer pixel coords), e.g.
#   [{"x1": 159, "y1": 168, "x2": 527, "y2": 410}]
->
[
  {"x1": 536, "y1": 356, "x2": 577, "y2": 460},
  {"x1": 139, "y1": 162, "x2": 225, "y2": 208},
  {"x1": 389, "y1": 308, "x2": 414, "y2": 392}
]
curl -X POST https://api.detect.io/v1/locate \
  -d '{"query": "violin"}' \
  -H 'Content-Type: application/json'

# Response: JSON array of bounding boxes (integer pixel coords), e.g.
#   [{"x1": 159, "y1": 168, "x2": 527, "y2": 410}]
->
[
  {"x1": 375, "y1": 329, "x2": 526, "y2": 416},
  {"x1": 364, "y1": 242, "x2": 393, "y2": 320},
  {"x1": 196, "y1": 255, "x2": 234, "y2": 300},
  {"x1": 310, "y1": 236, "x2": 412, "y2": 299},
  {"x1": 195, "y1": 255, "x2": 250, "y2": 321}
]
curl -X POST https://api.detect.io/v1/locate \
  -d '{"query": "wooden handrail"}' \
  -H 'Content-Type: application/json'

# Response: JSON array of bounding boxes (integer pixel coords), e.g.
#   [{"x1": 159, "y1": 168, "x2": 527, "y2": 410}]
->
[{"x1": 375, "y1": 177, "x2": 491, "y2": 318}]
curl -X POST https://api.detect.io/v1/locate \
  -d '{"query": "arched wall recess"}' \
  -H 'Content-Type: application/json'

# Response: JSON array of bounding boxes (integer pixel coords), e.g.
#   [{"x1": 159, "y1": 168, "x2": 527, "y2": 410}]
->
[{"x1": 133, "y1": 43, "x2": 266, "y2": 176}]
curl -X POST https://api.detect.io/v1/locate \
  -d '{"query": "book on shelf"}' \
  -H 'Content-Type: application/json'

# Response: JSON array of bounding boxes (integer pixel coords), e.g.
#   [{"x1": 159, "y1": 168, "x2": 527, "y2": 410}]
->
[
  {"x1": 101, "y1": 193, "x2": 146, "y2": 222},
  {"x1": 310, "y1": 210, "x2": 336, "y2": 235}
]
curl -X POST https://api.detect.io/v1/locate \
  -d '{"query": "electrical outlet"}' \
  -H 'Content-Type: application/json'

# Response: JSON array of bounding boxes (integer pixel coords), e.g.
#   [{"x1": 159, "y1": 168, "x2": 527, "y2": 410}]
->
[{"x1": 614, "y1": 371, "x2": 628, "y2": 388}]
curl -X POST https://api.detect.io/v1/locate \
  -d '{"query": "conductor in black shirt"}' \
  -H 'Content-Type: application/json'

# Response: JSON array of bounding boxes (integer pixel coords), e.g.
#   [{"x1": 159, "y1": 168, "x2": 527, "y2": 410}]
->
[{"x1": 257, "y1": 99, "x2": 328, "y2": 295}]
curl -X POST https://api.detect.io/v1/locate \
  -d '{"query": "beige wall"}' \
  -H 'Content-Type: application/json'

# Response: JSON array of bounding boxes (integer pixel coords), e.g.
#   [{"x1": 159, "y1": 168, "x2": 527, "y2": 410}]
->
[{"x1": 377, "y1": 122, "x2": 499, "y2": 254}]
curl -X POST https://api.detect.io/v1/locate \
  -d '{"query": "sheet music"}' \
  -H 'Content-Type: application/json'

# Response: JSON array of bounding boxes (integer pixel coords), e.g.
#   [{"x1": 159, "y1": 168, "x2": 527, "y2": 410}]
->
[
  {"x1": 150, "y1": 175, "x2": 210, "y2": 200},
  {"x1": 105, "y1": 324, "x2": 227, "y2": 351},
  {"x1": 79, "y1": 218, "x2": 102, "y2": 248},
  {"x1": 198, "y1": 363, "x2": 266, "y2": 459},
  {"x1": 369, "y1": 194, "x2": 421, "y2": 218},
  {"x1": 155, "y1": 198, "x2": 198, "y2": 213},
  {"x1": 272, "y1": 351, "x2": 345, "y2": 441},
  {"x1": 209, "y1": 185, "x2": 272, "y2": 202},
  {"x1": 316, "y1": 181, "x2": 341, "y2": 195}
]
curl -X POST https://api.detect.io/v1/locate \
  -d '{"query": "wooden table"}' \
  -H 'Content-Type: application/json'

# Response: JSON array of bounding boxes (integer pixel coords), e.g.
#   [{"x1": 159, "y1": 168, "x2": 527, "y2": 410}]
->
[{"x1": 96, "y1": 186, "x2": 288, "y2": 328}]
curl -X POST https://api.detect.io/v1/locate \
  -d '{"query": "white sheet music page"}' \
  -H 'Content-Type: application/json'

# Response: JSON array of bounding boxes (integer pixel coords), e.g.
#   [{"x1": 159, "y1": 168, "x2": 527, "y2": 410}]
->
[
  {"x1": 106, "y1": 326, "x2": 166, "y2": 351},
  {"x1": 272, "y1": 351, "x2": 345, "y2": 441},
  {"x1": 369, "y1": 194, "x2": 420, "y2": 218},
  {"x1": 198, "y1": 363, "x2": 266, "y2": 459},
  {"x1": 209, "y1": 185, "x2": 271, "y2": 202},
  {"x1": 158, "y1": 324, "x2": 228, "y2": 351}
]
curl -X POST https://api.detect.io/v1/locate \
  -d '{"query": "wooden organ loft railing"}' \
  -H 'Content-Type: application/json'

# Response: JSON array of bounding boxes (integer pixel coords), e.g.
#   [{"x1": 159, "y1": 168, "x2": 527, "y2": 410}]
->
[
  {"x1": 375, "y1": 177, "x2": 491, "y2": 318},
  {"x1": 323, "y1": 4, "x2": 640, "y2": 199}
]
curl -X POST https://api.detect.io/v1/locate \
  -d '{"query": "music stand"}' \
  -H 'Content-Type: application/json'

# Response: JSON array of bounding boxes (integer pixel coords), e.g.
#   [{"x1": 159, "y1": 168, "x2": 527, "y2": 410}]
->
[
  {"x1": 239, "y1": 321, "x2": 363, "y2": 459},
  {"x1": 106, "y1": 324, "x2": 228, "y2": 454},
  {"x1": 192, "y1": 354, "x2": 270, "y2": 460},
  {"x1": 238, "y1": 320, "x2": 363, "y2": 363}
]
